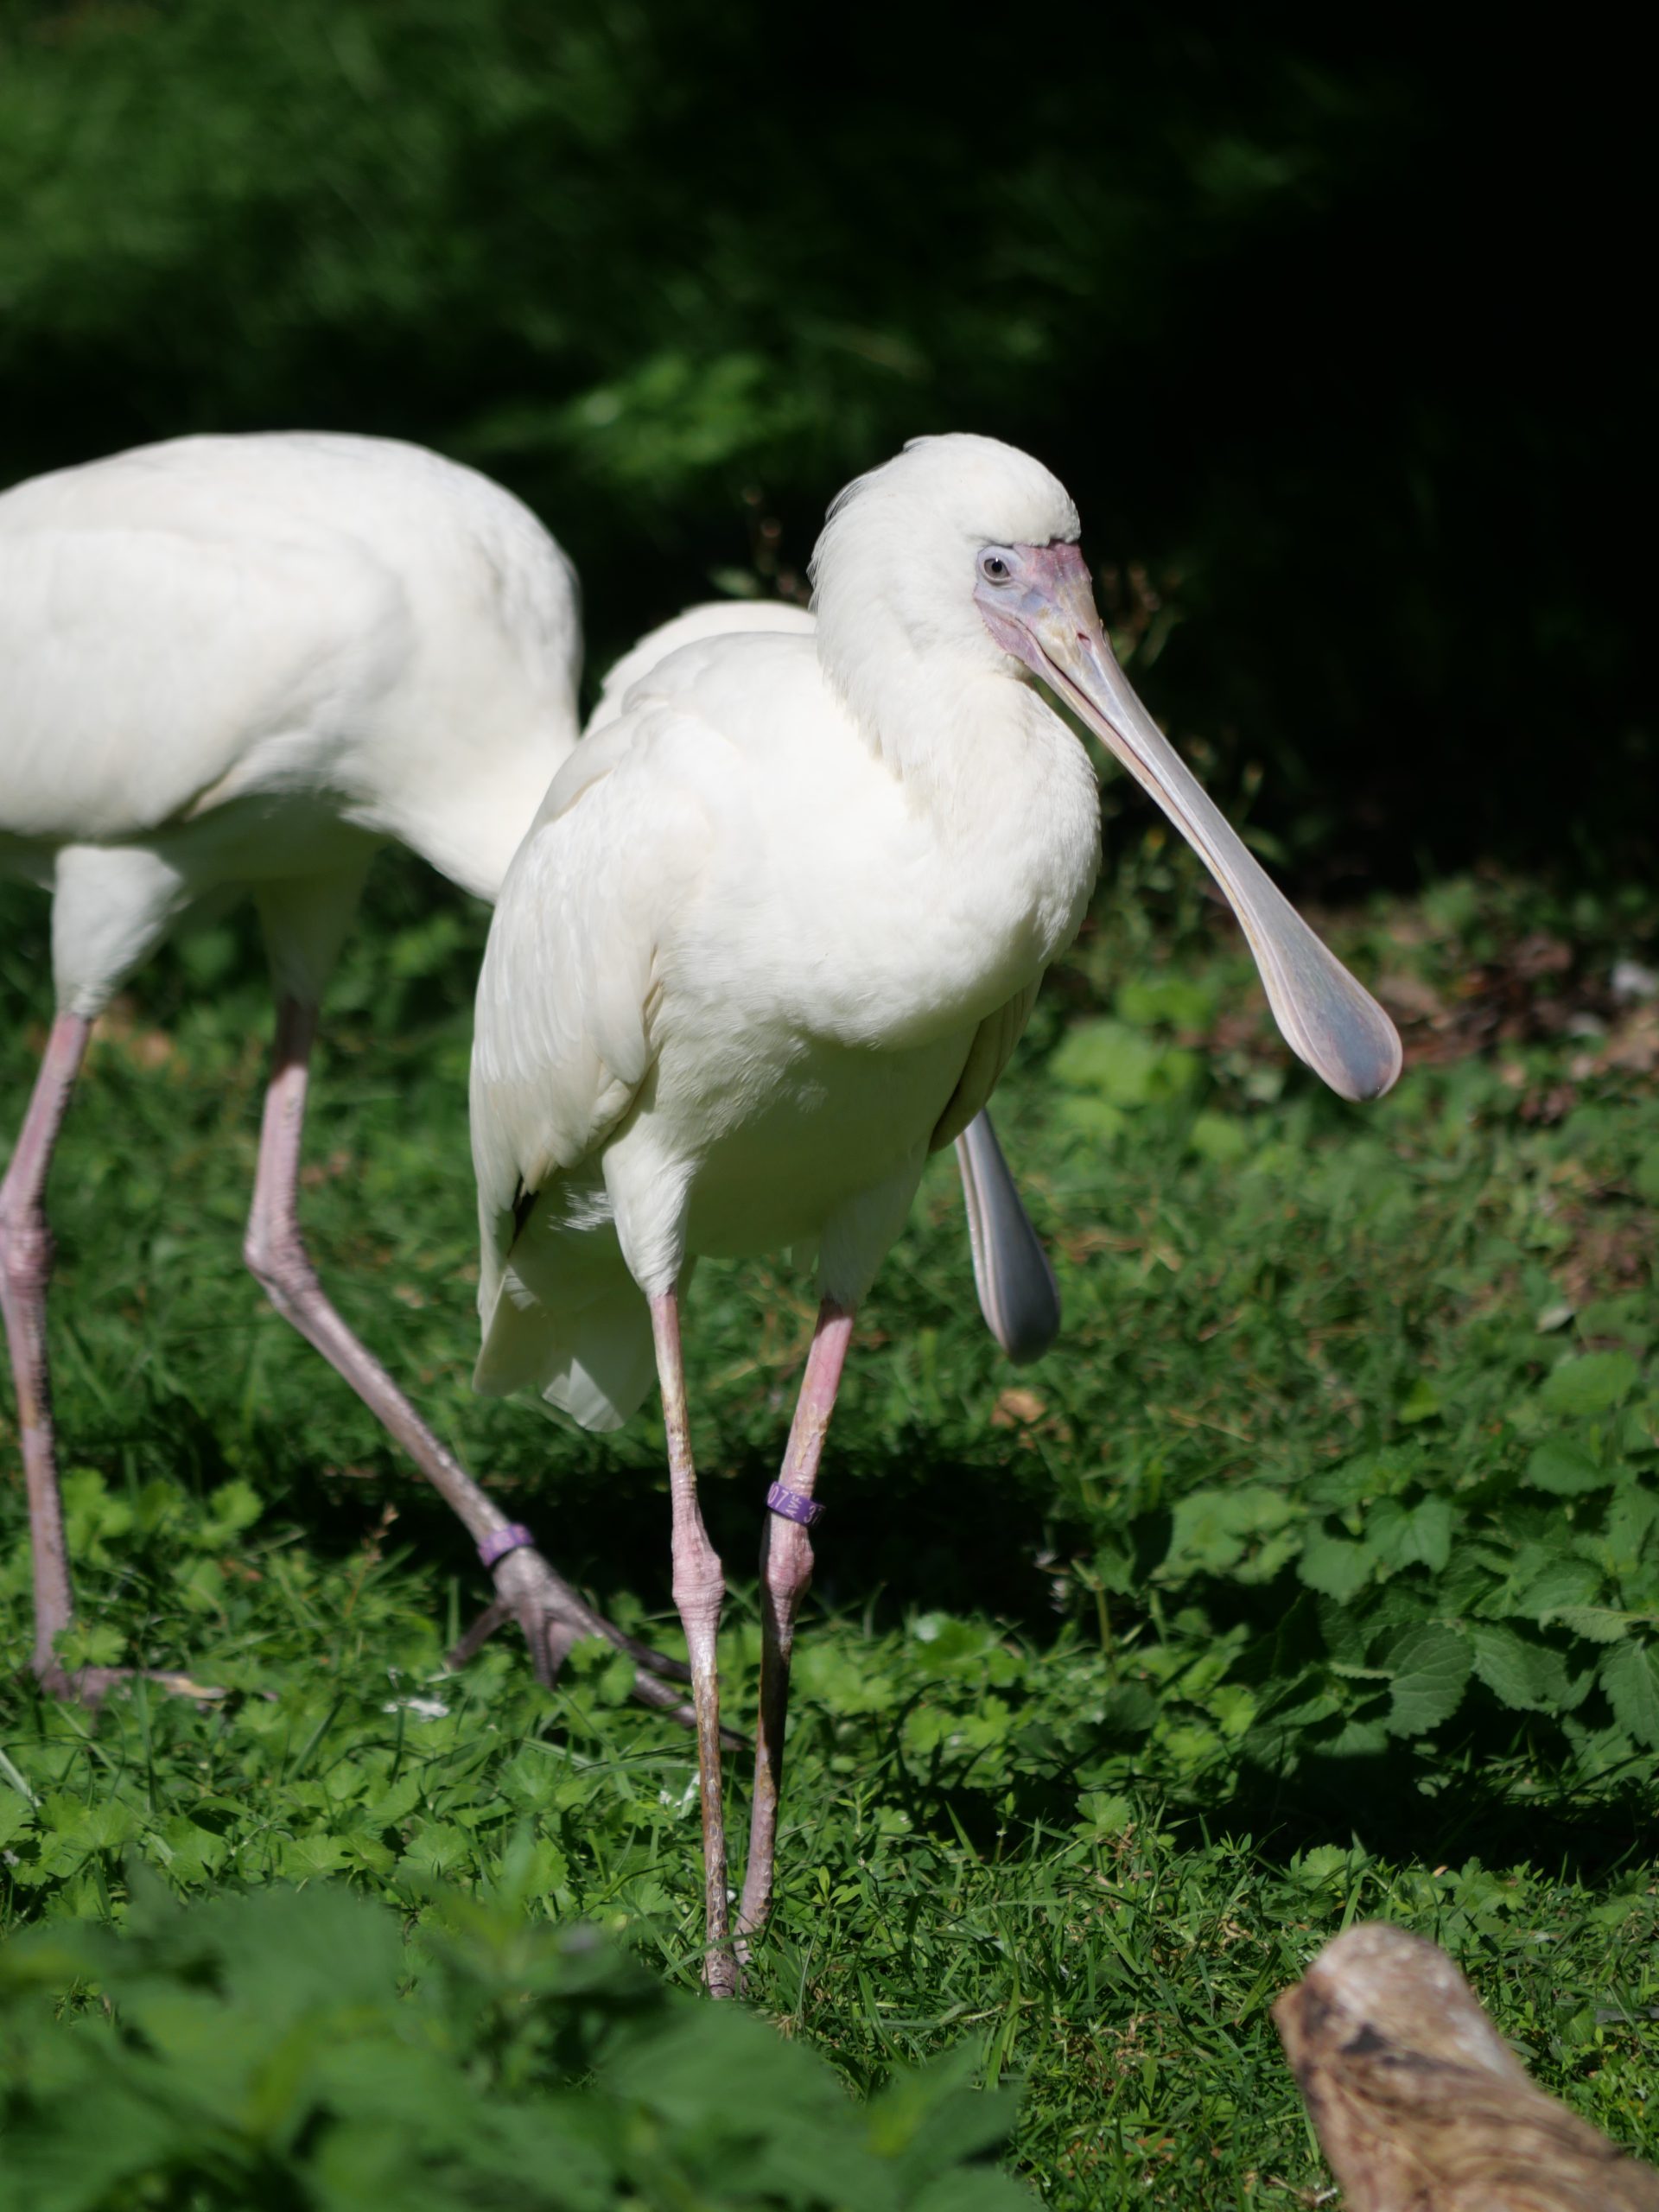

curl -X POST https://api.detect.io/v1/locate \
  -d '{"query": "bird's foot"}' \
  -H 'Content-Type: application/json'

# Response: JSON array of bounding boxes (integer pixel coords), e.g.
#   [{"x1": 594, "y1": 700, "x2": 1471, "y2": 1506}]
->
[
  {"x1": 30, "y1": 1656, "x2": 227, "y2": 1708},
  {"x1": 448, "y1": 1541, "x2": 730, "y2": 1739}
]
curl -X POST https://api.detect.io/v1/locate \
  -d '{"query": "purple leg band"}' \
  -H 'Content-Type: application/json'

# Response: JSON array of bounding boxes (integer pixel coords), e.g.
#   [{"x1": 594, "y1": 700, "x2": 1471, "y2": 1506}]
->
[
  {"x1": 478, "y1": 1522, "x2": 537, "y2": 1569},
  {"x1": 766, "y1": 1482, "x2": 823, "y2": 1528}
]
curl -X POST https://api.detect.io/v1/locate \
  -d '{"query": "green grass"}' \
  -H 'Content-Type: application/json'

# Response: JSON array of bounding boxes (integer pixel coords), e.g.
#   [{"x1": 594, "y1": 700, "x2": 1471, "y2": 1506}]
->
[{"x1": 3, "y1": 853, "x2": 1658, "y2": 2206}]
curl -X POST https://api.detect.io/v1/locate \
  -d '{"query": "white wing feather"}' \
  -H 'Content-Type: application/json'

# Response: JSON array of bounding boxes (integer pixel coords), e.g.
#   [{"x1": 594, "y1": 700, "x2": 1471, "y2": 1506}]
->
[
  {"x1": 587, "y1": 600, "x2": 814, "y2": 735},
  {"x1": 469, "y1": 708, "x2": 724, "y2": 1329},
  {"x1": 930, "y1": 979, "x2": 1041, "y2": 1152},
  {"x1": 0, "y1": 432, "x2": 582, "y2": 899},
  {"x1": 0, "y1": 523, "x2": 400, "y2": 844}
]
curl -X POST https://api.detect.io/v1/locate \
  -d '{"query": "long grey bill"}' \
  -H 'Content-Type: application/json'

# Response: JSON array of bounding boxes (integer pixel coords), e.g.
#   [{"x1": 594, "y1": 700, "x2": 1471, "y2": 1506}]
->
[
  {"x1": 1016, "y1": 548, "x2": 1404, "y2": 1106},
  {"x1": 1047, "y1": 644, "x2": 1402, "y2": 1101},
  {"x1": 955, "y1": 1111, "x2": 1061, "y2": 1364}
]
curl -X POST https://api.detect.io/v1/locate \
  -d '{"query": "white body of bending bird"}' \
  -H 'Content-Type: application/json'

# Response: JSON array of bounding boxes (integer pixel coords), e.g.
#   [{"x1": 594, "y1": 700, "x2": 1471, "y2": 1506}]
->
[
  {"x1": 470, "y1": 433, "x2": 1403, "y2": 1995},
  {"x1": 0, "y1": 429, "x2": 1052, "y2": 1706}
]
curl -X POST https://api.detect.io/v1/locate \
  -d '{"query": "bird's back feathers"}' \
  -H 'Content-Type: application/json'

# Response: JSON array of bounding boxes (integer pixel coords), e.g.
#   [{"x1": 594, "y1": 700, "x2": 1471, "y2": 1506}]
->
[{"x1": 0, "y1": 432, "x2": 582, "y2": 902}]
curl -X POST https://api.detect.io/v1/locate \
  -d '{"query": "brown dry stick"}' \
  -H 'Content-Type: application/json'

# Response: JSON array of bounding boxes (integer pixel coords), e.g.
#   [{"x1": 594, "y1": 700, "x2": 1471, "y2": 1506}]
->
[{"x1": 1274, "y1": 1923, "x2": 1659, "y2": 2212}]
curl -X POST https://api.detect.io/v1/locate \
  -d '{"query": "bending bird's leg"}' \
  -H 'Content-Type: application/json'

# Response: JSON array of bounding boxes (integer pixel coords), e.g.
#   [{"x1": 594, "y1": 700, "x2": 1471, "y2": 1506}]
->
[
  {"x1": 735, "y1": 1298, "x2": 855, "y2": 1954},
  {"x1": 245, "y1": 996, "x2": 690, "y2": 1720},
  {"x1": 0, "y1": 1012, "x2": 212, "y2": 1703},
  {"x1": 650, "y1": 1288, "x2": 735, "y2": 1998},
  {"x1": 1, "y1": 1013, "x2": 88, "y2": 1680}
]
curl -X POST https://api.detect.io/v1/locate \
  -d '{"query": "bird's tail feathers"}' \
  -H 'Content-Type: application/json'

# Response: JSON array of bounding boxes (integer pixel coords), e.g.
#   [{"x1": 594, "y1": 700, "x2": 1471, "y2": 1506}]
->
[{"x1": 474, "y1": 1265, "x2": 655, "y2": 1433}]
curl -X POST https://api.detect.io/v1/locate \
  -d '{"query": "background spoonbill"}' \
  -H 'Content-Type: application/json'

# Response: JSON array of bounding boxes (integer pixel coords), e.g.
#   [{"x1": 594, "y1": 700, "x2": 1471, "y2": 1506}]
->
[
  {"x1": 0, "y1": 430, "x2": 1053, "y2": 1701},
  {"x1": 470, "y1": 433, "x2": 1402, "y2": 1995}
]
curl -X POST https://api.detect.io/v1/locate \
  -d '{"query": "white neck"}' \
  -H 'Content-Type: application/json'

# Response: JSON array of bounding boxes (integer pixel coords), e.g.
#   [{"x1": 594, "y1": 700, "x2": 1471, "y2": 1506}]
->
[
  {"x1": 816, "y1": 604, "x2": 1102, "y2": 976},
  {"x1": 358, "y1": 700, "x2": 582, "y2": 905},
  {"x1": 819, "y1": 591, "x2": 1076, "y2": 817}
]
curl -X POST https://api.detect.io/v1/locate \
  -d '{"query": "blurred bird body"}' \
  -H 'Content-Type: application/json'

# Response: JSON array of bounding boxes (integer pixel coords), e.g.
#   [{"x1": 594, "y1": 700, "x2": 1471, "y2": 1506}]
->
[
  {"x1": 0, "y1": 432, "x2": 580, "y2": 1006},
  {"x1": 0, "y1": 430, "x2": 645, "y2": 1703}
]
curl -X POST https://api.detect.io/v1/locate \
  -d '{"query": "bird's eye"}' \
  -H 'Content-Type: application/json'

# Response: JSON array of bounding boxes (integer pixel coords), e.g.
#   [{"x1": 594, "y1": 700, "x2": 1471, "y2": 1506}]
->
[{"x1": 978, "y1": 549, "x2": 1014, "y2": 585}]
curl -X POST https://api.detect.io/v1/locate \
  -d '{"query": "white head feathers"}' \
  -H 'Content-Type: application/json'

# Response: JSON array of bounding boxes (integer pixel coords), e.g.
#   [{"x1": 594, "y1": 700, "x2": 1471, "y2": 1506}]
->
[{"x1": 809, "y1": 435, "x2": 1081, "y2": 742}]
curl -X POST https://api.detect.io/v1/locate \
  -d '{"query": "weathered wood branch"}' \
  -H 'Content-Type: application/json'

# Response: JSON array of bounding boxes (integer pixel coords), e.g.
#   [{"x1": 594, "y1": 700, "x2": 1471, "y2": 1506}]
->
[{"x1": 1273, "y1": 1922, "x2": 1659, "y2": 2212}]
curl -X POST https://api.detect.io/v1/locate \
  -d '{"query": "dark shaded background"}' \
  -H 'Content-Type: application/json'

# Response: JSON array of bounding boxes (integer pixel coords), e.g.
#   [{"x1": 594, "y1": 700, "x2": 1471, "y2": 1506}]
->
[{"x1": 1, "y1": 2, "x2": 1646, "y2": 883}]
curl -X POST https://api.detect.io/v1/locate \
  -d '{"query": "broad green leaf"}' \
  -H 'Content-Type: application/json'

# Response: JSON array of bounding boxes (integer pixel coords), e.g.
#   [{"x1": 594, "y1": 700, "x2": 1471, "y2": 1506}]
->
[
  {"x1": 53, "y1": 1620, "x2": 126, "y2": 1669},
  {"x1": 1162, "y1": 1486, "x2": 1294, "y2": 1579},
  {"x1": 365, "y1": 1773, "x2": 424, "y2": 1831},
  {"x1": 1600, "y1": 1640, "x2": 1659, "y2": 1748},
  {"x1": 1468, "y1": 1624, "x2": 1573, "y2": 1713},
  {"x1": 1539, "y1": 1351, "x2": 1640, "y2": 1417},
  {"x1": 1057, "y1": 1095, "x2": 1128, "y2": 1141},
  {"x1": 280, "y1": 1832, "x2": 353, "y2": 1880},
  {"x1": 1605, "y1": 1484, "x2": 1659, "y2": 1569},
  {"x1": 1235, "y1": 1528, "x2": 1301, "y2": 1586},
  {"x1": 1543, "y1": 1605, "x2": 1635, "y2": 1643},
  {"x1": 1516, "y1": 1555, "x2": 1604, "y2": 1615},
  {"x1": 1297, "y1": 1531, "x2": 1372, "y2": 1600},
  {"x1": 1367, "y1": 1496, "x2": 1454, "y2": 1576},
  {"x1": 398, "y1": 1824, "x2": 475, "y2": 1877},
  {"x1": 1049, "y1": 1019, "x2": 1200, "y2": 1106},
  {"x1": 1524, "y1": 1439, "x2": 1607, "y2": 1495},
  {"x1": 146, "y1": 1818, "x2": 229, "y2": 1885},
  {"x1": 1324, "y1": 1713, "x2": 1392, "y2": 1758},
  {"x1": 1076, "y1": 1790, "x2": 1135, "y2": 1835},
  {"x1": 1101, "y1": 1681, "x2": 1160, "y2": 1736},
  {"x1": 1291, "y1": 1844, "x2": 1350, "y2": 1887},
  {"x1": 194, "y1": 1478, "x2": 264, "y2": 1548},
  {"x1": 1383, "y1": 1624, "x2": 1471, "y2": 1736}
]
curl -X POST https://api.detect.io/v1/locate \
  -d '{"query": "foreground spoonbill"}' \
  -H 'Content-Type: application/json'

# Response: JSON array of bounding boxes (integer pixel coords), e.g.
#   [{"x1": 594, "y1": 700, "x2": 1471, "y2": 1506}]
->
[
  {"x1": 587, "y1": 599, "x2": 1061, "y2": 1368},
  {"x1": 0, "y1": 430, "x2": 1053, "y2": 1701},
  {"x1": 471, "y1": 434, "x2": 1402, "y2": 1995}
]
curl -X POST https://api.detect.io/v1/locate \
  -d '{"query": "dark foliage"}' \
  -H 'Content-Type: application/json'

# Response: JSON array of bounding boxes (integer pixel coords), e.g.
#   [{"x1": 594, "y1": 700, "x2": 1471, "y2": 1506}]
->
[
  {"x1": 0, "y1": 1871, "x2": 1029, "y2": 2209},
  {"x1": 0, "y1": 2, "x2": 1645, "y2": 879}
]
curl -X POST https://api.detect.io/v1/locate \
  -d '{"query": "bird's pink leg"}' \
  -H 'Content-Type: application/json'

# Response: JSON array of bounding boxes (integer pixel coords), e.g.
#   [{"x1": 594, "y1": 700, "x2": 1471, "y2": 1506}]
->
[
  {"x1": 245, "y1": 997, "x2": 691, "y2": 1718},
  {"x1": 736, "y1": 1298, "x2": 855, "y2": 1952},
  {"x1": 1, "y1": 1012, "x2": 224, "y2": 1703},
  {"x1": 0, "y1": 1011, "x2": 90, "y2": 1680},
  {"x1": 649, "y1": 1288, "x2": 737, "y2": 1998}
]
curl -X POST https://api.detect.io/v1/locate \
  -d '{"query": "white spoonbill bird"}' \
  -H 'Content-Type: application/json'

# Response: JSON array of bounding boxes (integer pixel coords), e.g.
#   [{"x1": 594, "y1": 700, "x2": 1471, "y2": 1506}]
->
[
  {"x1": 587, "y1": 598, "x2": 1062, "y2": 1368},
  {"x1": 0, "y1": 430, "x2": 633, "y2": 1703},
  {"x1": 470, "y1": 434, "x2": 1402, "y2": 1995},
  {"x1": 0, "y1": 430, "x2": 1053, "y2": 1704}
]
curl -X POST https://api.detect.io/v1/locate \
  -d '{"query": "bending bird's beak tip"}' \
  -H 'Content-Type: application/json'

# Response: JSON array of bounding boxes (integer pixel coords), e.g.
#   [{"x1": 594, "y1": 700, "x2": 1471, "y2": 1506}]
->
[
  {"x1": 1001, "y1": 550, "x2": 1410, "y2": 1121},
  {"x1": 1369, "y1": 1045, "x2": 1407, "y2": 1104},
  {"x1": 1328, "y1": 1024, "x2": 1404, "y2": 1105}
]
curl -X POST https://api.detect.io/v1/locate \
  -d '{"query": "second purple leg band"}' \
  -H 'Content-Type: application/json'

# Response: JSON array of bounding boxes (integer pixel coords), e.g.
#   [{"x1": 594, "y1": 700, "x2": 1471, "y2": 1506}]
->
[
  {"x1": 766, "y1": 1482, "x2": 823, "y2": 1528},
  {"x1": 478, "y1": 1522, "x2": 536, "y2": 1569}
]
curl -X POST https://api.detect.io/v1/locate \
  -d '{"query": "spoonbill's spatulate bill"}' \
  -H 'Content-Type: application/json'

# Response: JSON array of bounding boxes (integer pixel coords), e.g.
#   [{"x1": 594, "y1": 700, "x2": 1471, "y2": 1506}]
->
[
  {"x1": 470, "y1": 434, "x2": 1402, "y2": 1995},
  {"x1": 0, "y1": 432, "x2": 1058, "y2": 1705},
  {"x1": 979, "y1": 541, "x2": 1402, "y2": 1102}
]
